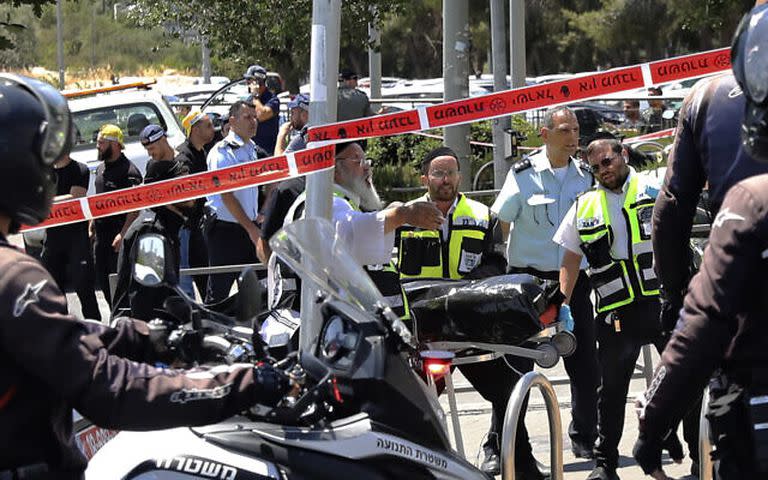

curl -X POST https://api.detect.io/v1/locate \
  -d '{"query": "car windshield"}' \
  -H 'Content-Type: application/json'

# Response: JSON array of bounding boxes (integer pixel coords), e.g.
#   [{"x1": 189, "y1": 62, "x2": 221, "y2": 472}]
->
[{"x1": 72, "y1": 102, "x2": 168, "y2": 150}]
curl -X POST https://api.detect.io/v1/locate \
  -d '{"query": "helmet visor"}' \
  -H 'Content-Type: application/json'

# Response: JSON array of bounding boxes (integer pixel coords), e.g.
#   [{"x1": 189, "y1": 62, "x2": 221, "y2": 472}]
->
[
  {"x1": 0, "y1": 74, "x2": 72, "y2": 166},
  {"x1": 744, "y1": 6, "x2": 768, "y2": 105}
]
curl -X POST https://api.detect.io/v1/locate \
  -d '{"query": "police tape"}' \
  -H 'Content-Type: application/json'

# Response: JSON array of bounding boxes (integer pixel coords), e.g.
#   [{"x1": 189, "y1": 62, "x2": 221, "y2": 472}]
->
[
  {"x1": 308, "y1": 47, "x2": 730, "y2": 144},
  {"x1": 21, "y1": 144, "x2": 336, "y2": 232},
  {"x1": 25, "y1": 47, "x2": 728, "y2": 232}
]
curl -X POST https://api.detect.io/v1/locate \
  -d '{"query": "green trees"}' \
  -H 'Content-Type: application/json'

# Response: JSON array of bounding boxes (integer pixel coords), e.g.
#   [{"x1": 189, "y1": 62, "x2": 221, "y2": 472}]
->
[
  {"x1": 0, "y1": 0, "x2": 755, "y2": 85},
  {"x1": 128, "y1": 0, "x2": 407, "y2": 92},
  {"x1": 0, "y1": 0, "x2": 201, "y2": 75}
]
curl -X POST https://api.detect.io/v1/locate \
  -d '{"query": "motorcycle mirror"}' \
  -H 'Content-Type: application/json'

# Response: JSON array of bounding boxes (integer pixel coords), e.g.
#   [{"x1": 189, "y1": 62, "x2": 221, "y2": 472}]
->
[
  {"x1": 236, "y1": 267, "x2": 263, "y2": 325},
  {"x1": 134, "y1": 234, "x2": 167, "y2": 287}
]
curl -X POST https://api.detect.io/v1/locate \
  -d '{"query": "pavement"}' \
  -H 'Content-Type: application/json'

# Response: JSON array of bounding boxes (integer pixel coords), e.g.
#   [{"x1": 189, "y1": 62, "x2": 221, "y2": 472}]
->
[{"x1": 440, "y1": 358, "x2": 699, "y2": 480}]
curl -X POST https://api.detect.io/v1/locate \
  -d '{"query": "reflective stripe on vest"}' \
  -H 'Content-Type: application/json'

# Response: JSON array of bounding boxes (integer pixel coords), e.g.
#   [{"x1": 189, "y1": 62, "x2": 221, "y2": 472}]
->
[
  {"x1": 576, "y1": 175, "x2": 659, "y2": 313},
  {"x1": 399, "y1": 194, "x2": 490, "y2": 280}
]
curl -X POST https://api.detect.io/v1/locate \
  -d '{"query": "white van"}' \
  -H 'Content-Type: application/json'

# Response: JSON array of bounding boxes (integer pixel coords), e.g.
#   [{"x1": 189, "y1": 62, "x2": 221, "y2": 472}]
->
[{"x1": 24, "y1": 88, "x2": 185, "y2": 251}]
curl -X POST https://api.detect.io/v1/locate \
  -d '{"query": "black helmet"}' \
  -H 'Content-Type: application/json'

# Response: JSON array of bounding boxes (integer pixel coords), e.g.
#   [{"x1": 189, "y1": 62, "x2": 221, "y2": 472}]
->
[
  {"x1": 732, "y1": 3, "x2": 768, "y2": 163},
  {"x1": 0, "y1": 74, "x2": 73, "y2": 228}
]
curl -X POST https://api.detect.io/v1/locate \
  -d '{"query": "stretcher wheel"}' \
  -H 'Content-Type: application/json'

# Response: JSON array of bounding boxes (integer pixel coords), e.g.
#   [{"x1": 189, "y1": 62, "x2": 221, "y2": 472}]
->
[
  {"x1": 535, "y1": 343, "x2": 559, "y2": 369},
  {"x1": 552, "y1": 331, "x2": 577, "y2": 357}
]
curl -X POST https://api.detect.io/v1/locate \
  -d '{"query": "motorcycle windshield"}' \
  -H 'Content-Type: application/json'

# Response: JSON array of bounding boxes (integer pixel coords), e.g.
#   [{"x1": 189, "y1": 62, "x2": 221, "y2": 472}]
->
[{"x1": 270, "y1": 217, "x2": 385, "y2": 317}]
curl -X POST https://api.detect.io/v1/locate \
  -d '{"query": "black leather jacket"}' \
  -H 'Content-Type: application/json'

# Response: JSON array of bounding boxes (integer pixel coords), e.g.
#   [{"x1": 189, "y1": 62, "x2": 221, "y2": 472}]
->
[
  {"x1": 639, "y1": 175, "x2": 768, "y2": 441},
  {"x1": 653, "y1": 73, "x2": 768, "y2": 305},
  {"x1": 0, "y1": 237, "x2": 284, "y2": 476}
]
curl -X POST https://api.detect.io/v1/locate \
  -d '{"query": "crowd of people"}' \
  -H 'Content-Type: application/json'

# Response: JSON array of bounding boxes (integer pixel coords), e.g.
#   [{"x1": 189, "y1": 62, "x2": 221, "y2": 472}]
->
[
  {"x1": 3, "y1": 1, "x2": 768, "y2": 477},
  {"x1": 40, "y1": 63, "x2": 377, "y2": 318}
]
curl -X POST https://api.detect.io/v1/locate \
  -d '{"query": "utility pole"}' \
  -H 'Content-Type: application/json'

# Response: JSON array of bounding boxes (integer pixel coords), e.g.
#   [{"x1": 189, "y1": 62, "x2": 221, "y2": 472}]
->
[
  {"x1": 368, "y1": 10, "x2": 382, "y2": 108},
  {"x1": 300, "y1": 0, "x2": 341, "y2": 352},
  {"x1": 509, "y1": 0, "x2": 526, "y2": 89},
  {"x1": 443, "y1": 0, "x2": 471, "y2": 191},
  {"x1": 56, "y1": 0, "x2": 65, "y2": 89},
  {"x1": 201, "y1": 38, "x2": 212, "y2": 83},
  {"x1": 490, "y1": 0, "x2": 511, "y2": 188}
]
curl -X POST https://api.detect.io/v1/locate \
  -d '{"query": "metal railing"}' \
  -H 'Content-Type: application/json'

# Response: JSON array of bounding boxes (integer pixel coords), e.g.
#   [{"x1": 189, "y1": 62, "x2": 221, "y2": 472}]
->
[
  {"x1": 502, "y1": 371, "x2": 564, "y2": 480},
  {"x1": 108, "y1": 262, "x2": 265, "y2": 300}
]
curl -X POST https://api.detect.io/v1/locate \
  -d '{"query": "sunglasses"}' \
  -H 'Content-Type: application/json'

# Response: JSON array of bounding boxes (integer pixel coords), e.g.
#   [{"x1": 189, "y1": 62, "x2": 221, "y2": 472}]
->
[{"x1": 588, "y1": 156, "x2": 618, "y2": 173}]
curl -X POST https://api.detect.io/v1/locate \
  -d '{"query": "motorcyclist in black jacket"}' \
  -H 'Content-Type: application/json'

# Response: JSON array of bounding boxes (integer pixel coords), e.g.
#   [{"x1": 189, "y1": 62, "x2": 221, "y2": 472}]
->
[
  {"x1": 0, "y1": 74, "x2": 292, "y2": 479},
  {"x1": 652, "y1": 72, "x2": 768, "y2": 337},
  {"x1": 633, "y1": 4, "x2": 768, "y2": 479}
]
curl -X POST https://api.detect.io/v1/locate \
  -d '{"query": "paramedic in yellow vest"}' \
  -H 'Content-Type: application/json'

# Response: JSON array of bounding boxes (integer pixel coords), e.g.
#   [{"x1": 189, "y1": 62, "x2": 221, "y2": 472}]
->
[
  {"x1": 268, "y1": 141, "x2": 443, "y2": 318},
  {"x1": 554, "y1": 138, "x2": 681, "y2": 480},
  {"x1": 397, "y1": 146, "x2": 546, "y2": 480}
]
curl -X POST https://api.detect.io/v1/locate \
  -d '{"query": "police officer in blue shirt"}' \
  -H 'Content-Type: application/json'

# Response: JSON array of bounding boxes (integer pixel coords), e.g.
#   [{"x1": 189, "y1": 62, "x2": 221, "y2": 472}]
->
[
  {"x1": 492, "y1": 106, "x2": 600, "y2": 459},
  {"x1": 205, "y1": 100, "x2": 261, "y2": 303},
  {"x1": 244, "y1": 65, "x2": 280, "y2": 155}
]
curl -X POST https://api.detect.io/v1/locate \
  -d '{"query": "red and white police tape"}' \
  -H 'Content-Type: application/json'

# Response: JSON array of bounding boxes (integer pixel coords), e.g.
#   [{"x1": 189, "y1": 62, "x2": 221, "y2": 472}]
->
[
  {"x1": 22, "y1": 144, "x2": 336, "y2": 232},
  {"x1": 307, "y1": 47, "x2": 728, "y2": 144},
  {"x1": 25, "y1": 47, "x2": 729, "y2": 231}
]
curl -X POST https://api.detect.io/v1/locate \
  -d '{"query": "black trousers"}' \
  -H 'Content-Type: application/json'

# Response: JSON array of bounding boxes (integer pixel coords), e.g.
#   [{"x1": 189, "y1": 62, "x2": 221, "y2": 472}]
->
[
  {"x1": 458, "y1": 355, "x2": 539, "y2": 465},
  {"x1": 41, "y1": 232, "x2": 100, "y2": 321},
  {"x1": 564, "y1": 271, "x2": 600, "y2": 447},
  {"x1": 93, "y1": 230, "x2": 119, "y2": 307},
  {"x1": 206, "y1": 220, "x2": 258, "y2": 303},
  {"x1": 594, "y1": 299, "x2": 665, "y2": 469}
]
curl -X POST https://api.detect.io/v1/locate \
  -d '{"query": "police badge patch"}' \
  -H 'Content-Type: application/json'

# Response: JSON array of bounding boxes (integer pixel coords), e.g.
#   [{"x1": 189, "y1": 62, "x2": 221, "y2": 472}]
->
[
  {"x1": 577, "y1": 217, "x2": 599, "y2": 229},
  {"x1": 638, "y1": 207, "x2": 654, "y2": 237}
]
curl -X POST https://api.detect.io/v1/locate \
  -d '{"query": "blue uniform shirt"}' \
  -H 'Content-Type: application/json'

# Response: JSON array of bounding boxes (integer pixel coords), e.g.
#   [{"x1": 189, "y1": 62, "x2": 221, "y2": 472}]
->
[
  {"x1": 206, "y1": 132, "x2": 259, "y2": 224},
  {"x1": 252, "y1": 89, "x2": 280, "y2": 154},
  {"x1": 491, "y1": 146, "x2": 593, "y2": 272}
]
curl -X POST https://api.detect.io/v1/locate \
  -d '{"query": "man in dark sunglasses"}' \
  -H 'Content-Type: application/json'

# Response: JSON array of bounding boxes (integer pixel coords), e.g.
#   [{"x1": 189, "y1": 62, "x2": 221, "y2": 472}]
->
[{"x1": 554, "y1": 137, "x2": 683, "y2": 480}]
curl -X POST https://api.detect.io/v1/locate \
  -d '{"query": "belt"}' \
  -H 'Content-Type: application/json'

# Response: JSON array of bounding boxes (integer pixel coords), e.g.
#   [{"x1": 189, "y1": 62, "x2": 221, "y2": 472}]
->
[
  {"x1": 507, "y1": 266, "x2": 559, "y2": 281},
  {"x1": 0, "y1": 463, "x2": 49, "y2": 480}
]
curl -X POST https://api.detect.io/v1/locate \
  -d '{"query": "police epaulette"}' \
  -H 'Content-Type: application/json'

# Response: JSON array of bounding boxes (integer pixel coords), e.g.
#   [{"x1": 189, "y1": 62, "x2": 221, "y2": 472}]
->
[
  {"x1": 576, "y1": 159, "x2": 592, "y2": 175},
  {"x1": 512, "y1": 157, "x2": 532, "y2": 173},
  {"x1": 226, "y1": 141, "x2": 242, "y2": 150}
]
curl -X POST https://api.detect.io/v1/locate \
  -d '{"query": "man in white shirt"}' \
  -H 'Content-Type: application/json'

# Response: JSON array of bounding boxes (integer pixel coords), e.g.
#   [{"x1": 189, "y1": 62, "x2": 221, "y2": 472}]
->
[
  {"x1": 268, "y1": 141, "x2": 443, "y2": 316},
  {"x1": 554, "y1": 138, "x2": 681, "y2": 480}
]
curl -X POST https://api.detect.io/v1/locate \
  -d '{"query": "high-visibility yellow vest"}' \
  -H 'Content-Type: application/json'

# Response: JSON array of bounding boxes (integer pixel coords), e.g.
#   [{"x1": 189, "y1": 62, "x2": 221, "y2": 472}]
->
[
  {"x1": 576, "y1": 175, "x2": 659, "y2": 313},
  {"x1": 398, "y1": 194, "x2": 491, "y2": 280}
]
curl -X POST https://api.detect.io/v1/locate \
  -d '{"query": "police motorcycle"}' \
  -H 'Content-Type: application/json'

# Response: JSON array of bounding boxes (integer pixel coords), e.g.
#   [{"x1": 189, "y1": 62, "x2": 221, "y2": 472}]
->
[
  {"x1": 125, "y1": 231, "x2": 266, "y2": 365},
  {"x1": 86, "y1": 217, "x2": 570, "y2": 479}
]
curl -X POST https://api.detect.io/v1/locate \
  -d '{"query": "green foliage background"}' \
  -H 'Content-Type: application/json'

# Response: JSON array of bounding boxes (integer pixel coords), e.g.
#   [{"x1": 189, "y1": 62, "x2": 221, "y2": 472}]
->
[
  {"x1": 1, "y1": 0, "x2": 755, "y2": 87},
  {"x1": 0, "y1": 1, "x2": 199, "y2": 73},
  {"x1": 0, "y1": 0, "x2": 742, "y2": 201},
  {"x1": 371, "y1": 115, "x2": 540, "y2": 204}
]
